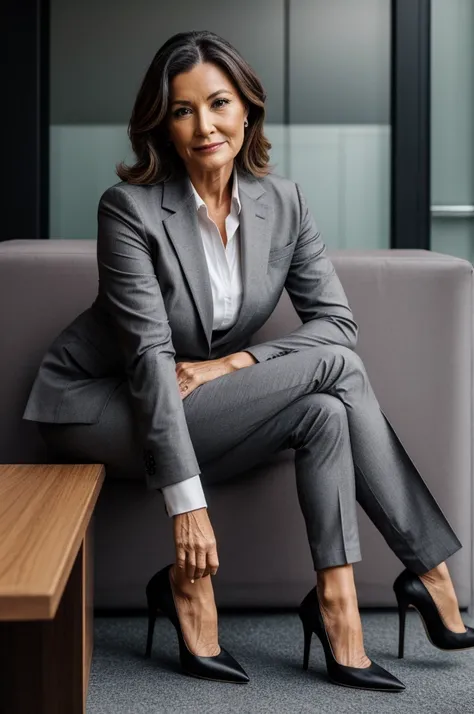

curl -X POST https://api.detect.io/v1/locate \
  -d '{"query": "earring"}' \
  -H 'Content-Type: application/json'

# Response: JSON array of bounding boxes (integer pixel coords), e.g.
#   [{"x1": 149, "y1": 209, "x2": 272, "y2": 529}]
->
[{"x1": 244, "y1": 119, "x2": 248, "y2": 127}]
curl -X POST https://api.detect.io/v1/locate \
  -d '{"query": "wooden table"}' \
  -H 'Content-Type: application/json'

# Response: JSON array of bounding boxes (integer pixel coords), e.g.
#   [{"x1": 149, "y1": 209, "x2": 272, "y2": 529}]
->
[{"x1": 0, "y1": 463, "x2": 105, "y2": 714}]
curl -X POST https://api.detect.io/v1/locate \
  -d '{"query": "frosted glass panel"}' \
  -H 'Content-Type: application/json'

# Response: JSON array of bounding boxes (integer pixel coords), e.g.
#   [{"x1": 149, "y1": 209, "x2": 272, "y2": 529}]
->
[
  {"x1": 50, "y1": 0, "x2": 391, "y2": 249},
  {"x1": 431, "y1": 0, "x2": 474, "y2": 263},
  {"x1": 49, "y1": 126, "x2": 133, "y2": 239},
  {"x1": 286, "y1": 0, "x2": 390, "y2": 248},
  {"x1": 50, "y1": 123, "x2": 389, "y2": 248},
  {"x1": 287, "y1": 125, "x2": 390, "y2": 249}
]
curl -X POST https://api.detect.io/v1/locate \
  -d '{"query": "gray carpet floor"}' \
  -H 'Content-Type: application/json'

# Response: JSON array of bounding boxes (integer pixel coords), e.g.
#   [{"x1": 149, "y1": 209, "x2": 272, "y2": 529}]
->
[{"x1": 86, "y1": 609, "x2": 474, "y2": 714}]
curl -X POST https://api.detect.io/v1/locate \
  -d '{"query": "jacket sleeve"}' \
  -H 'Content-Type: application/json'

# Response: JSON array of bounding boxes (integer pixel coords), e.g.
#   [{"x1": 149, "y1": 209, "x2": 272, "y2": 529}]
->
[
  {"x1": 244, "y1": 182, "x2": 359, "y2": 363},
  {"x1": 97, "y1": 185, "x2": 201, "y2": 490}
]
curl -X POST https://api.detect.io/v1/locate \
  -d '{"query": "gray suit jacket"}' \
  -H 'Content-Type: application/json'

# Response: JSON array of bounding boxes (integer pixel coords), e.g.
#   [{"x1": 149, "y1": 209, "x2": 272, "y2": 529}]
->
[{"x1": 22, "y1": 167, "x2": 358, "y2": 489}]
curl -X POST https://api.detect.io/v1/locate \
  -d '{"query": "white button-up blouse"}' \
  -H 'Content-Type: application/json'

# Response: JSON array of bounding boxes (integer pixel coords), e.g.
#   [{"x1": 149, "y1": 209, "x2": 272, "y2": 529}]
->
[{"x1": 161, "y1": 164, "x2": 243, "y2": 517}]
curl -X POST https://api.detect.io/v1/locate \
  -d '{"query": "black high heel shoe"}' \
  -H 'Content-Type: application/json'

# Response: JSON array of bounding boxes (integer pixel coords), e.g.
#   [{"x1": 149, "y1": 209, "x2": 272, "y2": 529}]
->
[
  {"x1": 144, "y1": 563, "x2": 250, "y2": 683},
  {"x1": 298, "y1": 585, "x2": 406, "y2": 691},
  {"x1": 393, "y1": 568, "x2": 474, "y2": 658}
]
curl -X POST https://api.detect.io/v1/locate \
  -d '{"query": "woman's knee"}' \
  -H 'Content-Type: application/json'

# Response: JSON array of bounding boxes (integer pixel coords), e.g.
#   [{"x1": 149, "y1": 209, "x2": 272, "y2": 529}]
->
[
  {"x1": 288, "y1": 394, "x2": 347, "y2": 438},
  {"x1": 286, "y1": 393, "x2": 347, "y2": 450},
  {"x1": 298, "y1": 393, "x2": 347, "y2": 420}
]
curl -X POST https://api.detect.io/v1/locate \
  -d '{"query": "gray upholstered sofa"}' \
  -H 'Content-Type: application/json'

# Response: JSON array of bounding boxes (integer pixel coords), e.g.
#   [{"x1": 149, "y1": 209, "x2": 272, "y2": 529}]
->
[{"x1": 1, "y1": 239, "x2": 472, "y2": 618}]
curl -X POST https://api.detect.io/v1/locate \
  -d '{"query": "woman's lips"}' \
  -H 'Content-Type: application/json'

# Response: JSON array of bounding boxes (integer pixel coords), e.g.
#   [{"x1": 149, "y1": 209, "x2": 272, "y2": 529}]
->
[{"x1": 194, "y1": 142, "x2": 225, "y2": 153}]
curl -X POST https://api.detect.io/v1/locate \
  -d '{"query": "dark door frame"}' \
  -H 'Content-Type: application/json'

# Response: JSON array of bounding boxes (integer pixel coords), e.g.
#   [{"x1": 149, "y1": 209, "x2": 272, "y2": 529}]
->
[
  {"x1": 391, "y1": 0, "x2": 431, "y2": 248},
  {"x1": 6, "y1": 0, "x2": 431, "y2": 246},
  {"x1": 5, "y1": 0, "x2": 50, "y2": 241}
]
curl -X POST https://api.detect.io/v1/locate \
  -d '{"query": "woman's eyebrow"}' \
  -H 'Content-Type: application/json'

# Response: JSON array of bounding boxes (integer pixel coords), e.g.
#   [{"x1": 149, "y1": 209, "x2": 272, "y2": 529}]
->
[{"x1": 171, "y1": 89, "x2": 233, "y2": 106}]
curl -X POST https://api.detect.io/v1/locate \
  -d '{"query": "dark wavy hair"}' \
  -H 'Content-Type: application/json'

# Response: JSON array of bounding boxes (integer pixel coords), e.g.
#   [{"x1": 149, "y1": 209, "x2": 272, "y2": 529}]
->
[{"x1": 116, "y1": 30, "x2": 274, "y2": 184}]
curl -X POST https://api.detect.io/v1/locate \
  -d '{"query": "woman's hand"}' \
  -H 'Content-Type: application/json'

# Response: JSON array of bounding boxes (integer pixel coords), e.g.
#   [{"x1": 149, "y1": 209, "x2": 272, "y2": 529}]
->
[
  {"x1": 176, "y1": 352, "x2": 257, "y2": 399},
  {"x1": 172, "y1": 507, "x2": 219, "y2": 581},
  {"x1": 176, "y1": 356, "x2": 234, "y2": 399}
]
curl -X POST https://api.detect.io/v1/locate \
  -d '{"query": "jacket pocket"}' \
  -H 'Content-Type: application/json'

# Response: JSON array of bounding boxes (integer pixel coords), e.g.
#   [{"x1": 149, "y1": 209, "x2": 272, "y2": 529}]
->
[
  {"x1": 63, "y1": 340, "x2": 112, "y2": 379},
  {"x1": 268, "y1": 242, "x2": 295, "y2": 263}
]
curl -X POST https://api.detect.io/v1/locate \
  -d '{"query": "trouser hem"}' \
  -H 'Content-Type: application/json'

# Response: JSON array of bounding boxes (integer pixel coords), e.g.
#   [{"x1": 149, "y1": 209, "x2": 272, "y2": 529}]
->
[
  {"x1": 402, "y1": 538, "x2": 463, "y2": 575},
  {"x1": 312, "y1": 546, "x2": 362, "y2": 571}
]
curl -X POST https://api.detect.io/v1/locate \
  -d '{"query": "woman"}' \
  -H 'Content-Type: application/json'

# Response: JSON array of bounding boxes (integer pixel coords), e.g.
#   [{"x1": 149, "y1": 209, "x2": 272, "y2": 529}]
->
[{"x1": 25, "y1": 30, "x2": 474, "y2": 692}]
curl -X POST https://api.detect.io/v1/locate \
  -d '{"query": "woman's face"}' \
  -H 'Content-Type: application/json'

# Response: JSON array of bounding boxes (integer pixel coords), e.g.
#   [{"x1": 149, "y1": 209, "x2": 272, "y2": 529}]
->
[{"x1": 166, "y1": 61, "x2": 248, "y2": 176}]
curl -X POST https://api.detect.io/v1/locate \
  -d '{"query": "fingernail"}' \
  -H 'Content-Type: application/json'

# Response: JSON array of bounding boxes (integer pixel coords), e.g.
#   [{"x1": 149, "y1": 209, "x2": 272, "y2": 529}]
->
[{"x1": 191, "y1": 579, "x2": 194, "y2": 583}]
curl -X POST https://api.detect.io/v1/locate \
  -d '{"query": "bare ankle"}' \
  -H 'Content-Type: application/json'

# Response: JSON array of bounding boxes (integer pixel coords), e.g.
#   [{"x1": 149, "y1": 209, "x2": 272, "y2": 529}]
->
[
  {"x1": 421, "y1": 562, "x2": 449, "y2": 582},
  {"x1": 316, "y1": 564, "x2": 357, "y2": 603}
]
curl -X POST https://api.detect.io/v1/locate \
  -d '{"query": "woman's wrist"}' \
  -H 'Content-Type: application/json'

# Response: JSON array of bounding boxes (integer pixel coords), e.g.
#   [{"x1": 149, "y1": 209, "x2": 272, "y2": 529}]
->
[{"x1": 226, "y1": 351, "x2": 257, "y2": 370}]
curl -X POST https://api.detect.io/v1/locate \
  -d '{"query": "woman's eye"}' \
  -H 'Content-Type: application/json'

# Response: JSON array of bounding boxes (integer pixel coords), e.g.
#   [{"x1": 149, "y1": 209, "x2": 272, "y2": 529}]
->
[
  {"x1": 173, "y1": 98, "x2": 230, "y2": 118},
  {"x1": 213, "y1": 98, "x2": 230, "y2": 109}
]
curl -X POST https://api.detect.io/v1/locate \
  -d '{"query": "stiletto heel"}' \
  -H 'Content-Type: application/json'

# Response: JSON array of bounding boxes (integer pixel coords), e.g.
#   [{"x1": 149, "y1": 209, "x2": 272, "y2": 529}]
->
[
  {"x1": 145, "y1": 601, "x2": 158, "y2": 659},
  {"x1": 298, "y1": 585, "x2": 405, "y2": 691},
  {"x1": 394, "y1": 591, "x2": 409, "y2": 659},
  {"x1": 393, "y1": 568, "x2": 474, "y2": 656},
  {"x1": 301, "y1": 617, "x2": 313, "y2": 670},
  {"x1": 144, "y1": 563, "x2": 249, "y2": 683}
]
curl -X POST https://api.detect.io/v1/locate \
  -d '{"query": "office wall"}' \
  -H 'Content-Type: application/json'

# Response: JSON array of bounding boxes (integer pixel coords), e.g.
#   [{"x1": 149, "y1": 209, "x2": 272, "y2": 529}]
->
[{"x1": 49, "y1": 0, "x2": 390, "y2": 248}]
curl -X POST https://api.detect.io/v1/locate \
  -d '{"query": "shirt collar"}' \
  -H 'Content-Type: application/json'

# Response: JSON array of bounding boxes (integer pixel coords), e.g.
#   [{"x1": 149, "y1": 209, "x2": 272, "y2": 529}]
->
[{"x1": 189, "y1": 164, "x2": 241, "y2": 216}]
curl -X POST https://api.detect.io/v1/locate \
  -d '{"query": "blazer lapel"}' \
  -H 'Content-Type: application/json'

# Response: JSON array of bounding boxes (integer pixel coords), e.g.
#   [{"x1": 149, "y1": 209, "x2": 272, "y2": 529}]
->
[
  {"x1": 162, "y1": 174, "x2": 214, "y2": 350},
  {"x1": 162, "y1": 167, "x2": 273, "y2": 353},
  {"x1": 216, "y1": 172, "x2": 273, "y2": 349}
]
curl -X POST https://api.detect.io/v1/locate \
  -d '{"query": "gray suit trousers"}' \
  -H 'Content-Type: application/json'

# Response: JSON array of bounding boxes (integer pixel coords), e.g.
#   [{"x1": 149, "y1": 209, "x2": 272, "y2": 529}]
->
[{"x1": 38, "y1": 344, "x2": 463, "y2": 573}]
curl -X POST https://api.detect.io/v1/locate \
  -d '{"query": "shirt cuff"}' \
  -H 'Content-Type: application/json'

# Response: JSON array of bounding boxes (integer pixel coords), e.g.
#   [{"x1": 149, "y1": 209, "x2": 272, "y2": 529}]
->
[{"x1": 161, "y1": 474, "x2": 208, "y2": 517}]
